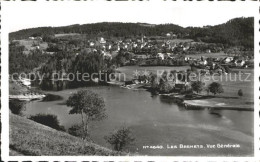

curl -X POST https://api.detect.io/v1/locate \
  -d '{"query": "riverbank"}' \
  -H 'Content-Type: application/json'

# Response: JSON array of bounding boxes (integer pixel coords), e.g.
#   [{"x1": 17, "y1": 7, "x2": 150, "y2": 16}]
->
[
  {"x1": 183, "y1": 99, "x2": 254, "y2": 111},
  {"x1": 10, "y1": 113, "x2": 123, "y2": 156}
]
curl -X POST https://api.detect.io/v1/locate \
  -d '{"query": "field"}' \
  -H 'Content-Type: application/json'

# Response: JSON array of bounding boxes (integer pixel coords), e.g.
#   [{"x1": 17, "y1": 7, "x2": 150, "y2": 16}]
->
[
  {"x1": 15, "y1": 39, "x2": 48, "y2": 53},
  {"x1": 188, "y1": 68, "x2": 254, "y2": 110},
  {"x1": 155, "y1": 38, "x2": 194, "y2": 44},
  {"x1": 55, "y1": 33, "x2": 81, "y2": 37},
  {"x1": 9, "y1": 114, "x2": 122, "y2": 156},
  {"x1": 186, "y1": 52, "x2": 228, "y2": 59}
]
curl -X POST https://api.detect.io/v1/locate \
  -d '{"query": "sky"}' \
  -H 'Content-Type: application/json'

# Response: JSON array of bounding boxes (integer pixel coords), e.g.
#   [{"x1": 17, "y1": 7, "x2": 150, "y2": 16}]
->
[{"x1": 2, "y1": 1, "x2": 257, "y2": 32}]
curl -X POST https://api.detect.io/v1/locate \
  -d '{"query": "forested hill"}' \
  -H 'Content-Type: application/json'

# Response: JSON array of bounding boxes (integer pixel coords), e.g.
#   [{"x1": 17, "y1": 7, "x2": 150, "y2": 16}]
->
[{"x1": 10, "y1": 17, "x2": 254, "y2": 48}]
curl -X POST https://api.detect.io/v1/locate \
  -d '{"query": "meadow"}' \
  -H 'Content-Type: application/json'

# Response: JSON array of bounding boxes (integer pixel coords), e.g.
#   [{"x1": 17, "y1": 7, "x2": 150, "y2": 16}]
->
[
  {"x1": 186, "y1": 52, "x2": 228, "y2": 59},
  {"x1": 10, "y1": 114, "x2": 122, "y2": 156}
]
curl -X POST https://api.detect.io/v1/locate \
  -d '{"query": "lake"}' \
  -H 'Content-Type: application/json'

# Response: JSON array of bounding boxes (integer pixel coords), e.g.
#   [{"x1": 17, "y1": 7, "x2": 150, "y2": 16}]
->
[{"x1": 24, "y1": 85, "x2": 253, "y2": 156}]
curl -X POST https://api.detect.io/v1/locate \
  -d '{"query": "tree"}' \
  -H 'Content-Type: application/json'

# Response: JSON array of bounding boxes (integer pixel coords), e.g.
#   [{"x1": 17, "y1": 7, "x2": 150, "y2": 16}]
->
[
  {"x1": 238, "y1": 89, "x2": 243, "y2": 97},
  {"x1": 158, "y1": 79, "x2": 172, "y2": 94},
  {"x1": 191, "y1": 81, "x2": 205, "y2": 94},
  {"x1": 66, "y1": 90, "x2": 106, "y2": 140},
  {"x1": 208, "y1": 82, "x2": 224, "y2": 95},
  {"x1": 104, "y1": 127, "x2": 135, "y2": 151}
]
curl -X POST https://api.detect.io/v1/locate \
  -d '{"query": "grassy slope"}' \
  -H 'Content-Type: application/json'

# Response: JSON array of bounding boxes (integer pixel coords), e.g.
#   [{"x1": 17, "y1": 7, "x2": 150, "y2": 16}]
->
[
  {"x1": 16, "y1": 39, "x2": 48, "y2": 51},
  {"x1": 10, "y1": 114, "x2": 123, "y2": 156}
]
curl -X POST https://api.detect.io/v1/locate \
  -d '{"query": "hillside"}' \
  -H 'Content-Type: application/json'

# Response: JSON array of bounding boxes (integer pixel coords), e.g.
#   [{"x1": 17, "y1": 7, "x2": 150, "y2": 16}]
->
[
  {"x1": 10, "y1": 114, "x2": 123, "y2": 156},
  {"x1": 9, "y1": 17, "x2": 254, "y2": 48}
]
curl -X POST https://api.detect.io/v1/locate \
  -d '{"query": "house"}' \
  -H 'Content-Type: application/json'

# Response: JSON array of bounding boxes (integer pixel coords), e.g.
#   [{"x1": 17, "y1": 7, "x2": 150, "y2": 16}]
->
[
  {"x1": 89, "y1": 42, "x2": 95, "y2": 47},
  {"x1": 107, "y1": 44, "x2": 112, "y2": 50},
  {"x1": 223, "y1": 57, "x2": 233, "y2": 63},
  {"x1": 99, "y1": 37, "x2": 106, "y2": 44},
  {"x1": 130, "y1": 59, "x2": 137, "y2": 64},
  {"x1": 30, "y1": 46, "x2": 40, "y2": 50},
  {"x1": 235, "y1": 60, "x2": 245, "y2": 67},
  {"x1": 19, "y1": 77, "x2": 31, "y2": 88},
  {"x1": 166, "y1": 33, "x2": 171, "y2": 37},
  {"x1": 184, "y1": 57, "x2": 190, "y2": 61},
  {"x1": 206, "y1": 49, "x2": 211, "y2": 53},
  {"x1": 199, "y1": 59, "x2": 207, "y2": 65},
  {"x1": 156, "y1": 53, "x2": 165, "y2": 60},
  {"x1": 103, "y1": 52, "x2": 112, "y2": 59}
]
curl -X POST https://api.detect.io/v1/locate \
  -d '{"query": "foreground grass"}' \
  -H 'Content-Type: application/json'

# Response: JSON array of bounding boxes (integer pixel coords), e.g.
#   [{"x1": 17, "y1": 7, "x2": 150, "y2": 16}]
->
[{"x1": 10, "y1": 114, "x2": 123, "y2": 156}]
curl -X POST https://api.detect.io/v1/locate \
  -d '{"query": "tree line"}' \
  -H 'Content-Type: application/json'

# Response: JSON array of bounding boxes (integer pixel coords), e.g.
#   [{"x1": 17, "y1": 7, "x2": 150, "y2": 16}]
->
[{"x1": 10, "y1": 17, "x2": 254, "y2": 49}]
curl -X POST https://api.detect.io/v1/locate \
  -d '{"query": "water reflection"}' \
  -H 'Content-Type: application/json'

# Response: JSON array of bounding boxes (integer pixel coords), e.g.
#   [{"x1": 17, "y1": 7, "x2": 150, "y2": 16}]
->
[{"x1": 41, "y1": 93, "x2": 63, "y2": 102}]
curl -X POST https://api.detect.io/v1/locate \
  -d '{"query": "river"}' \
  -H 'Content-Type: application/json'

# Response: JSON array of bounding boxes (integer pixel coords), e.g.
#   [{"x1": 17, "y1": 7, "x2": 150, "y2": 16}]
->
[{"x1": 25, "y1": 85, "x2": 253, "y2": 156}]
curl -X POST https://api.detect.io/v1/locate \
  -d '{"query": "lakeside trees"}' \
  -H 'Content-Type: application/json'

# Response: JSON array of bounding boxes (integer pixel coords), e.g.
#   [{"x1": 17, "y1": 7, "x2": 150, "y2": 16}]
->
[
  {"x1": 191, "y1": 81, "x2": 204, "y2": 94},
  {"x1": 208, "y1": 82, "x2": 224, "y2": 96},
  {"x1": 66, "y1": 90, "x2": 106, "y2": 140}
]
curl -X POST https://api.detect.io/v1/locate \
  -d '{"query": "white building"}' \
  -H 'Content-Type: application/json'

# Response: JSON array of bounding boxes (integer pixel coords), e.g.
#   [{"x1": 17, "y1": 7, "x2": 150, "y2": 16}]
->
[
  {"x1": 223, "y1": 57, "x2": 233, "y2": 63},
  {"x1": 157, "y1": 53, "x2": 165, "y2": 60},
  {"x1": 19, "y1": 77, "x2": 31, "y2": 88}
]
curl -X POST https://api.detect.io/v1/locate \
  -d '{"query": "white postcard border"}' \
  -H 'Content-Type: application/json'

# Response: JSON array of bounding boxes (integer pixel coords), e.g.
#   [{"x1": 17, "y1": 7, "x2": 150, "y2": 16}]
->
[{"x1": 1, "y1": 1, "x2": 260, "y2": 161}]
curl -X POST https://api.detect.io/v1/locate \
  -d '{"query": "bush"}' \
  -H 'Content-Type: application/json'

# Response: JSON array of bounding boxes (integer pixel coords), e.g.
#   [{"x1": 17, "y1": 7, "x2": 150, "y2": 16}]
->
[
  {"x1": 208, "y1": 82, "x2": 224, "y2": 95},
  {"x1": 68, "y1": 124, "x2": 87, "y2": 139},
  {"x1": 238, "y1": 89, "x2": 243, "y2": 97},
  {"x1": 29, "y1": 114, "x2": 65, "y2": 131},
  {"x1": 9, "y1": 100, "x2": 26, "y2": 116},
  {"x1": 104, "y1": 127, "x2": 135, "y2": 151}
]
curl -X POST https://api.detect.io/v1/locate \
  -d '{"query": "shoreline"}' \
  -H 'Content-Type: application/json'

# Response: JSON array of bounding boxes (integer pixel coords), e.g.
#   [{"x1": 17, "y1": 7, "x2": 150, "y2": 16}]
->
[
  {"x1": 160, "y1": 94, "x2": 254, "y2": 111},
  {"x1": 11, "y1": 79, "x2": 253, "y2": 111},
  {"x1": 9, "y1": 94, "x2": 46, "y2": 101},
  {"x1": 108, "y1": 80, "x2": 254, "y2": 111}
]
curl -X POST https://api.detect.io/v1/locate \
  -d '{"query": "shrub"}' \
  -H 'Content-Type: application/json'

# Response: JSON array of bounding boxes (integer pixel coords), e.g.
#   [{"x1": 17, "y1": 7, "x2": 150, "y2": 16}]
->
[
  {"x1": 9, "y1": 100, "x2": 26, "y2": 116},
  {"x1": 29, "y1": 114, "x2": 65, "y2": 131},
  {"x1": 238, "y1": 89, "x2": 243, "y2": 97},
  {"x1": 104, "y1": 127, "x2": 135, "y2": 151},
  {"x1": 68, "y1": 124, "x2": 86, "y2": 139}
]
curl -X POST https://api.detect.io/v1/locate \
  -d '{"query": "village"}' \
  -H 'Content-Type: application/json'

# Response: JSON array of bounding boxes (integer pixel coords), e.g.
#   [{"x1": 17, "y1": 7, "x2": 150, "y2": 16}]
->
[
  {"x1": 9, "y1": 31, "x2": 254, "y2": 112},
  {"x1": 10, "y1": 31, "x2": 253, "y2": 82}
]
